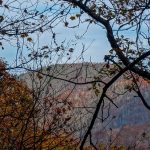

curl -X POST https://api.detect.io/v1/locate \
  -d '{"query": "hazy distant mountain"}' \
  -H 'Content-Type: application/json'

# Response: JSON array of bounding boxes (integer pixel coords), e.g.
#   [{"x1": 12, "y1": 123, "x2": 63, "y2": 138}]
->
[{"x1": 19, "y1": 63, "x2": 150, "y2": 149}]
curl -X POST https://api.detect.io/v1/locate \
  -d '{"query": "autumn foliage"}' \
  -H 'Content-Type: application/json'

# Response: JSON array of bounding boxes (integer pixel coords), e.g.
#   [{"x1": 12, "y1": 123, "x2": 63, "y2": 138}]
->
[
  {"x1": 0, "y1": 60, "x2": 34, "y2": 148},
  {"x1": 0, "y1": 60, "x2": 77, "y2": 149}
]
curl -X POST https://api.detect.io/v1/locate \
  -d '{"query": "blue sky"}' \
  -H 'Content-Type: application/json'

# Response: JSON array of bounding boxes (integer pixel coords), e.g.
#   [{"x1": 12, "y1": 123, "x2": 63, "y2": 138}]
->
[
  {"x1": 0, "y1": 21, "x2": 111, "y2": 65},
  {"x1": 1, "y1": 0, "x2": 149, "y2": 67},
  {"x1": 0, "y1": 0, "x2": 112, "y2": 65}
]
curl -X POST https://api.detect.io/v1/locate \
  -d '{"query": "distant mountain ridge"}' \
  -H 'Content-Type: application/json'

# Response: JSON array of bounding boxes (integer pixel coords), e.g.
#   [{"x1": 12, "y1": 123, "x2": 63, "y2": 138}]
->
[
  {"x1": 19, "y1": 62, "x2": 150, "y2": 127},
  {"x1": 19, "y1": 62, "x2": 150, "y2": 149}
]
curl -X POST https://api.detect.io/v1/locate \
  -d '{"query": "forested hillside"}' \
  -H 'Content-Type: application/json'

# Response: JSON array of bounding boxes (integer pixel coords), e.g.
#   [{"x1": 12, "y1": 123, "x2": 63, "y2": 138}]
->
[{"x1": 19, "y1": 63, "x2": 150, "y2": 149}]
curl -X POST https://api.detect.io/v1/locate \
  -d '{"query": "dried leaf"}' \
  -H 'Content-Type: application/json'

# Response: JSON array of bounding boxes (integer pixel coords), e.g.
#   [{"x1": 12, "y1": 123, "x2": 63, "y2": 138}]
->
[
  {"x1": 70, "y1": 16, "x2": 76, "y2": 20},
  {"x1": 27, "y1": 37, "x2": 32, "y2": 42}
]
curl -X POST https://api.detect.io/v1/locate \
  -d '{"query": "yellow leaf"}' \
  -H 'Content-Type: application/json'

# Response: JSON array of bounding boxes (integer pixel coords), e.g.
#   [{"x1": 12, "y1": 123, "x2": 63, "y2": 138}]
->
[
  {"x1": 20, "y1": 33, "x2": 28, "y2": 38},
  {"x1": 76, "y1": 13, "x2": 81, "y2": 17},
  {"x1": 27, "y1": 37, "x2": 32, "y2": 42},
  {"x1": 70, "y1": 16, "x2": 76, "y2": 20}
]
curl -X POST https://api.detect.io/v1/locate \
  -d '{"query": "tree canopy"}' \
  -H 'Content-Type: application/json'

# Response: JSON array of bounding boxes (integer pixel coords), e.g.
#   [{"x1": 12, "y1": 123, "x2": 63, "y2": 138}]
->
[{"x1": 0, "y1": 0, "x2": 150, "y2": 149}]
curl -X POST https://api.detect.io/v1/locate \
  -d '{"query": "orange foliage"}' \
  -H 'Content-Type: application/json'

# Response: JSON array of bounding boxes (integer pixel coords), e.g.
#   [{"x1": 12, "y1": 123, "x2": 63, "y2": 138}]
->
[
  {"x1": 0, "y1": 60, "x2": 76, "y2": 149},
  {"x1": 0, "y1": 61, "x2": 34, "y2": 149}
]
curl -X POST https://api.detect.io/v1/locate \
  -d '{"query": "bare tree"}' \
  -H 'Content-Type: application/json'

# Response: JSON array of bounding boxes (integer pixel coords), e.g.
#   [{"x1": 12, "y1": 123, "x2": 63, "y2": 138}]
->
[{"x1": 1, "y1": 0, "x2": 150, "y2": 149}]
